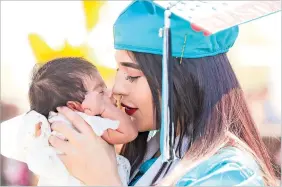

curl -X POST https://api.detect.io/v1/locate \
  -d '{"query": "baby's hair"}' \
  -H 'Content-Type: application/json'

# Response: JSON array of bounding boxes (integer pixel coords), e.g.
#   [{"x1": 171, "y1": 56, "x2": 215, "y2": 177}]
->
[{"x1": 28, "y1": 57, "x2": 98, "y2": 117}]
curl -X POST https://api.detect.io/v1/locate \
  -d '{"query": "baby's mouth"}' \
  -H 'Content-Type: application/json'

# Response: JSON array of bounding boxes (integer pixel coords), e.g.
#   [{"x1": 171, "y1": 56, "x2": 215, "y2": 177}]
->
[{"x1": 121, "y1": 103, "x2": 138, "y2": 116}]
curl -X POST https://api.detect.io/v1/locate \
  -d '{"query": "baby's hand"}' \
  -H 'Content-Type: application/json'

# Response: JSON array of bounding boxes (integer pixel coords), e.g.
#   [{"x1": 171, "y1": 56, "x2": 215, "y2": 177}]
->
[{"x1": 82, "y1": 91, "x2": 114, "y2": 116}]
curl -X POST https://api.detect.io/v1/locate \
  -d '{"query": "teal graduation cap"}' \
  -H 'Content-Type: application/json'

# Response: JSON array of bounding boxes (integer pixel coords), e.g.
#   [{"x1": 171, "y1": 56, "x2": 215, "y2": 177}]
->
[{"x1": 113, "y1": 0, "x2": 239, "y2": 58}]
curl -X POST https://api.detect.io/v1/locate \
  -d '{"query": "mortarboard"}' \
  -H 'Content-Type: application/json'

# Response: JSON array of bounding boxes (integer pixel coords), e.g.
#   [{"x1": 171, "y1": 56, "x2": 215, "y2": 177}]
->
[
  {"x1": 113, "y1": 0, "x2": 239, "y2": 58},
  {"x1": 114, "y1": 0, "x2": 281, "y2": 58}
]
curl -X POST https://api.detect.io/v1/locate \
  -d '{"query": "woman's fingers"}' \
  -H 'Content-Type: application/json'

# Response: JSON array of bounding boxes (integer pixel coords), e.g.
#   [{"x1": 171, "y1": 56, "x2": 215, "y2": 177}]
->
[
  {"x1": 51, "y1": 121, "x2": 80, "y2": 143},
  {"x1": 49, "y1": 135, "x2": 73, "y2": 154},
  {"x1": 57, "y1": 154, "x2": 69, "y2": 167},
  {"x1": 57, "y1": 106, "x2": 95, "y2": 137}
]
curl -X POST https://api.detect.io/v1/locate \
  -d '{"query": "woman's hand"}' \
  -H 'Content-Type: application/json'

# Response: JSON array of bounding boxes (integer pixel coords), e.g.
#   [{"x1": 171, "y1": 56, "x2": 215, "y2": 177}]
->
[{"x1": 48, "y1": 106, "x2": 123, "y2": 186}]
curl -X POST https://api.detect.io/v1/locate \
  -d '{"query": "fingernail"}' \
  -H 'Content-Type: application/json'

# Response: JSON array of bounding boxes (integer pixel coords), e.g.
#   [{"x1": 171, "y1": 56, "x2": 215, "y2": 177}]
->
[
  {"x1": 49, "y1": 135, "x2": 55, "y2": 143},
  {"x1": 85, "y1": 109, "x2": 91, "y2": 115}
]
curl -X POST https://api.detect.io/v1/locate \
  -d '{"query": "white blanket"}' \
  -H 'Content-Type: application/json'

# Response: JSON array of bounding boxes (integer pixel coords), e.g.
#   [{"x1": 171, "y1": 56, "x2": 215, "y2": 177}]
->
[{"x1": 1, "y1": 110, "x2": 130, "y2": 186}]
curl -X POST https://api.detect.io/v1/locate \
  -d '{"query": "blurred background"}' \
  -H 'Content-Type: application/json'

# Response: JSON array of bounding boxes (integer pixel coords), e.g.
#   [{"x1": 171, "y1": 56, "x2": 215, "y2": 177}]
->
[{"x1": 0, "y1": 1, "x2": 281, "y2": 185}]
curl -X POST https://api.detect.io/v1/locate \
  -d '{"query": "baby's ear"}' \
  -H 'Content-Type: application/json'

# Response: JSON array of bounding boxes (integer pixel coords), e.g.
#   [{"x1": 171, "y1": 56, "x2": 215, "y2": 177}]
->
[{"x1": 67, "y1": 101, "x2": 84, "y2": 112}]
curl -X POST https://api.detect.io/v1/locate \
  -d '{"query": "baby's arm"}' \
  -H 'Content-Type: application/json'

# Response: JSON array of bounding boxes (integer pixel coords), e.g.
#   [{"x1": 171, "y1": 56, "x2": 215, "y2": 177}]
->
[{"x1": 82, "y1": 92, "x2": 138, "y2": 145}]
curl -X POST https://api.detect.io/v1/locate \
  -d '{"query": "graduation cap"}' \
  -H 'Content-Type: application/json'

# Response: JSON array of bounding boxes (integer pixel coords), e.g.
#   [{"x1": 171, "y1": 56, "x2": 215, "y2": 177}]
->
[{"x1": 113, "y1": 0, "x2": 281, "y2": 163}]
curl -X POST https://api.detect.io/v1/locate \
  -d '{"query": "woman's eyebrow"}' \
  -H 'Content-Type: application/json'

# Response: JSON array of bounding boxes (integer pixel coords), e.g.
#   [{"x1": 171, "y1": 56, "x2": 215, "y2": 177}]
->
[{"x1": 120, "y1": 62, "x2": 140, "y2": 70}]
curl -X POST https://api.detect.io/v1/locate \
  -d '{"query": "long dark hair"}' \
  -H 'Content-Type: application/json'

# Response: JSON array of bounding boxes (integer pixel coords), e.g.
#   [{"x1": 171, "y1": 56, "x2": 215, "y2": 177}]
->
[{"x1": 120, "y1": 51, "x2": 277, "y2": 185}]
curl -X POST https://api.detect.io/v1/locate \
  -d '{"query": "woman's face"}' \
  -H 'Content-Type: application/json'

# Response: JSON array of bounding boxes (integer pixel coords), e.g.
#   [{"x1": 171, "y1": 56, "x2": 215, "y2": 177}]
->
[{"x1": 112, "y1": 50, "x2": 156, "y2": 132}]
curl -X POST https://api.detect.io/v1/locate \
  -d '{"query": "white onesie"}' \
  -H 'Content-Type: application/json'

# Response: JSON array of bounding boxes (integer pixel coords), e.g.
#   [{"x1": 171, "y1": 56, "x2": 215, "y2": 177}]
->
[{"x1": 1, "y1": 110, "x2": 130, "y2": 186}]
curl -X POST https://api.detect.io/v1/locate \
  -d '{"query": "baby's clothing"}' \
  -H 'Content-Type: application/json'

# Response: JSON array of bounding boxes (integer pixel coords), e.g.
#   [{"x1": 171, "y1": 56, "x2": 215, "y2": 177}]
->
[{"x1": 1, "y1": 110, "x2": 130, "y2": 186}]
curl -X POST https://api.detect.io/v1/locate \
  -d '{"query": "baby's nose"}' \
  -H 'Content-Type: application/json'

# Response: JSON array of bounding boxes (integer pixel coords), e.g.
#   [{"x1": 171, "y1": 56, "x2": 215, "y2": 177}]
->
[{"x1": 105, "y1": 88, "x2": 113, "y2": 97}]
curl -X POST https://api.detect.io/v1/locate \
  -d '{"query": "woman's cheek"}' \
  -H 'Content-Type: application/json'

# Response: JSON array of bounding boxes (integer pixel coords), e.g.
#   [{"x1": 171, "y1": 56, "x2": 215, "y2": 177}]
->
[{"x1": 136, "y1": 78, "x2": 155, "y2": 131}]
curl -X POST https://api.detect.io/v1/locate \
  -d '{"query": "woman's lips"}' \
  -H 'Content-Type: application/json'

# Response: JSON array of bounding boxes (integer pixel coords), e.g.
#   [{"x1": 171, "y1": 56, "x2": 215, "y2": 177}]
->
[{"x1": 121, "y1": 103, "x2": 138, "y2": 116}]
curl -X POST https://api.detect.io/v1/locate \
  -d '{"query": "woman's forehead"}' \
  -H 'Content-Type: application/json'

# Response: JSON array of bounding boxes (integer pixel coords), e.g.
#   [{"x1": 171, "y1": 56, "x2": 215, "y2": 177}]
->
[
  {"x1": 115, "y1": 50, "x2": 137, "y2": 65},
  {"x1": 115, "y1": 50, "x2": 143, "y2": 75}
]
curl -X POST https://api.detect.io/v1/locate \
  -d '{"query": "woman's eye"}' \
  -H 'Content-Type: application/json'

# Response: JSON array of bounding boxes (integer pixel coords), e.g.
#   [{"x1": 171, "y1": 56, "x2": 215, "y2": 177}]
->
[
  {"x1": 99, "y1": 90, "x2": 104, "y2": 95},
  {"x1": 125, "y1": 76, "x2": 141, "y2": 83}
]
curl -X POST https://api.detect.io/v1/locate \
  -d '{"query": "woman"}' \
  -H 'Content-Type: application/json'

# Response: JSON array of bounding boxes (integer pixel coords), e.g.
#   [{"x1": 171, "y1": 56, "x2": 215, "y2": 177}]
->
[{"x1": 48, "y1": 1, "x2": 278, "y2": 186}]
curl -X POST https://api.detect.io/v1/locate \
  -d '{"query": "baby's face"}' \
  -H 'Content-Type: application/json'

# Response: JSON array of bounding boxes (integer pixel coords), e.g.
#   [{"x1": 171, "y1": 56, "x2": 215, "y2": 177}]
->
[
  {"x1": 84, "y1": 72, "x2": 108, "y2": 95},
  {"x1": 82, "y1": 73, "x2": 116, "y2": 115}
]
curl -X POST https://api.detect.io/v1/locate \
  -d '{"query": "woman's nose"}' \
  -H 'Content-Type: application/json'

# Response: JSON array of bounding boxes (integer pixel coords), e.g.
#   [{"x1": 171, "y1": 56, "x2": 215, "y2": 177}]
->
[
  {"x1": 105, "y1": 89, "x2": 117, "y2": 106},
  {"x1": 112, "y1": 72, "x2": 128, "y2": 96},
  {"x1": 105, "y1": 88, "x2": 113, "y2": 98}
]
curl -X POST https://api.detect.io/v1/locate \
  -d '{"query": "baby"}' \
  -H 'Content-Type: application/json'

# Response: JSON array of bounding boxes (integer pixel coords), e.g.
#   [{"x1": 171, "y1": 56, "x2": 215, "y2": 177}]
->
[
  {"x1": 9, "y1": 57, "x2": 137, "y2": 186},
  {"x1": 28, "y1": 57, "x2": 137, "y2": 145}
]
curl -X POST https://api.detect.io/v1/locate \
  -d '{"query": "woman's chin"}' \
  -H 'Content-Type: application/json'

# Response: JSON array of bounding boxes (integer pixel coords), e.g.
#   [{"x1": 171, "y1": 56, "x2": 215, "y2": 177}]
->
[
  {"x1": 136, "y1": 123, "x2": 156, "y2": 132},
  {"x1": 130, "y1": 115, "x2": 155, "y2": 132}
]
